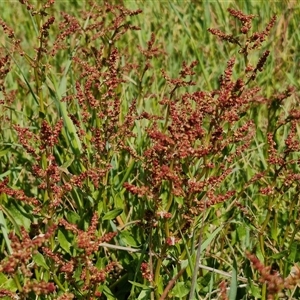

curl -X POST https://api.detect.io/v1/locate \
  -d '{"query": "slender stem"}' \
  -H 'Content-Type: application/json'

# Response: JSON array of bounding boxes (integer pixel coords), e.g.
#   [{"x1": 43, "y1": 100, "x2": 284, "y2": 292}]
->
[
  {"x1": 52, "y1": 273, "x2": 66, "y2": 292},
  {"x1": 160, "y1": 267, "x2": 186, "y2": 300},
  {"x1": 154, "y1": 244, "x2": 167, "y2": 299},
  {"x1": 262, "y1": 283, "x2": 267, "y2": 300},
  {"x1": 13, "y1": 274, "x2": 23, "y2": 293},
  {"x1": 188, "y1": 202, "x2": 207, "y2": 300}
]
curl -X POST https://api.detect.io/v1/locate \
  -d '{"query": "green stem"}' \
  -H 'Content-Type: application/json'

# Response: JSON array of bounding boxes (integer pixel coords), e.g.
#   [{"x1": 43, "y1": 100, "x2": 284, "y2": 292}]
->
[
  {"x1": 262, "y1": 282, "x2": 267, "y2": 300},
  {"x1": 13, "y1": 274, "x2": 23, "y2": 293},
  {"x1": 53, "y1": 273, "x2": 66, "y2": 292},
  {"x1": 154, "y1": 244, "x2": 167, "y2": 299},
  {"x1": 188, "y1": 208, "x2": 206, "y2": 300}
]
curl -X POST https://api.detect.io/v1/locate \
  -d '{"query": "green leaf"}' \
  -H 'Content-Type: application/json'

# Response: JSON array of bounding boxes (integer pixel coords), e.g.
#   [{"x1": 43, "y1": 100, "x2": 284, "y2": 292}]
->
[
  {"x1": 201, "y1": 226, "x2": 223, "y2": 254},
  {"x1": 74, "y1": 264, "x2": 82, "y2": 282},
  {"x1": 271, "y1": 250, "x2": 287, "y2": 260},
  {"x1": 249, "y1": 280, "x2": 261, "y2": 298},
  {"x1": 66, "y1": 211, "x2": 80, "y2": 224},
  {"x1": 286, "y1": 72, "x2": 300, "y2": 88},
  {"x1": 0, "y1": 273, "x2": 18, "y2": 291},
  {"x1": 0, "y1": 170, "x2": 11, "y2": 180},
  {"x1": 119, "y1": 231, "x2": 140, "y2": 247},
  {"x1": 175, "y1": 196, "x2": 184, "y2": 206},
  {"x1": 0, "y1": 203, "x2": 24, "y2": 236},
  {"x1": 0, "y1": 210, "x2": 12, "y2": 254},
  {"x1": 32, "y1": 252, "x2": 49, "y2": 270},
  {"x1": 101, "y1": 285, "x2": 116, "y2": 300},
  {"x1": 229, "y1": 258, "x2": 237, "y2": 300},
  {"x1": 256, "y1": 246, "x2": 264, "y2": 263},
  {"x1": 96, "y1": 257, "x2": 107, "y2": 269},
  {"x1": 128, "y1": 281, "x2": 150, "y2": 289},
  {"x1": 57, "y1": 229, "x2": 71, "y2": 254},
  {"x1": 14, "y1": 66, "x2": 39, "y2": 105},
  {"x1": 237, "y1": 224, "x2": 246, "y2": 241},
  {"x1": 60, "y1": 156, "x2": 74, "y2": 169},
  {"x1": 137, "y1": 289, "x2": 151, "y2": 299},
  {"x1": 102, "y1": 208, "x2": 123, "y2": 221},
  {"x1": 288, "y1": 242, "x2": 297, "y2": 262},
  {"x1": 0, "y1": 146, "x2": 10, "y2": 157},
  {"x1": 117, "y1": 158, "x2": 135, "y2": 189},
  {"x1": 180, "y1": 259, "x2": 189, "y2": 269},
  {"x1": 97, "y1": 201, "x2": 104, "y2": 216},
  {"x1": 271, "y1": 218, "x2": 278, "y2": 242},
  {"x1": 114, "y1": 192, "x2": 125, "y2": 210},
  {"x1": 171, "y1": 282, "x2": 190, "y2": 298},
  {"x1": 10, "y1": 205, "x2": 32, "y2": 231}
]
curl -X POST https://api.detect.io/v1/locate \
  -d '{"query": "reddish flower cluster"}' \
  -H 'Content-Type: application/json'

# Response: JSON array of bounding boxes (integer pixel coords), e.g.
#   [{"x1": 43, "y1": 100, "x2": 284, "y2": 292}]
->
[
  {"x1": 0, "y1": 53, "x2": 10, "y2": 93},
  {"x1": 218, "y1": 280, "x2": 229, "y2": 300},
  {"x1": 259, "y1": 186, "x2": 275, "y2": 196},
  {"x1": 284, "y1": 265, "x2": 300, "y2": 289},
  {"x1": 123, "y1": 21, "x2": 264, "y2": 242},
  {"x1": 42, "y1": 246, "x2": 75, "y2": 280},
  {"x1": 246, "y1": 252, "x2": 300, "y2": 299},
  {"x1": 228, "y1": 8, "x2": 256, "y2": 34},
  {"x1": 156, "y1": 211, "x2": 172, "y2": 219},
  {"x1": 208, "y1": 8, "x2": 277, "y2": 76},
  {"x1": 123, "y1": 182, "x2": 150, "y2": 197},
  {"x1": 267, "y1": 133, "x2": 285, "y2": 166},
  {"x1": 249, "y1": 50, "x2": 270, "y2": 80},
  {"x1": 23, "y1": 280, "x2": 56, "y2": 296},
  {"x1": 0, "y1": 178, "x2": 39, "y2": 207},
  {"x1": 166, "y1": 236, "x2": 179, "y2": 246},
  {"x1": 162, "y1": 61, "x2": 197, "y2": 88},
  {"x1": 80, "y1": 262, "x2": 106, "y2": 289},
  {"x1": 56, "y1": 293, "x2": 75, "y2": 300},
  {"x1": 138, "y1": 33, "x2": 162, "y2": 60},
  {"x1": 141, "y1": 262, "x2": 153, "y2": 282},
  {"x1": 0, "y1": 225, "x2": 57, "y2": 298},
  {"x1": 51, "y1": 12, "x2": 82, "y2": 56},
  {"x1": 0, "y1": 225, "x2": 56, "y2": 275},
  {"x1": 247, "y1": 252, "x2": 284, "y2": 298},
  {"x1": 59, "y1": 213, "x2": 117, "y2": 256},
  {"x1": 247, "y1": 15, "x2": 277, "y2": 50},
  {"x1": 207, "y1": 28, "x2": 240, "y2": 46},
  {"x1": 190, "y1": 190, "x2": 236, "y2": 213},
  {"x1": 14, "y1": 125, "x2": 39, "y2": 157},
  {"x1": 0, "y1": 19, "x2": 16, "y2": 39},
  {"x1": 41, "y1": 214, "x2": 118, "y2": 294},
  {"x1": 0, "y1": 289, "x2": 18, "y2": 299},
  {"x1": 18, "y1": 0, "x2": 34, "y2": 12},
  {"x1": 40, "y1": 119, "x2": 63, "y2": 149}
]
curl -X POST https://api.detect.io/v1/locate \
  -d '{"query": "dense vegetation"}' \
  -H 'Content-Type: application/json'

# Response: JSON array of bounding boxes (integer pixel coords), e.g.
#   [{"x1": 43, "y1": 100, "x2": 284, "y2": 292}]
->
[{"x1": 0, "y1": 1, "x2": 299, "y2": 299}]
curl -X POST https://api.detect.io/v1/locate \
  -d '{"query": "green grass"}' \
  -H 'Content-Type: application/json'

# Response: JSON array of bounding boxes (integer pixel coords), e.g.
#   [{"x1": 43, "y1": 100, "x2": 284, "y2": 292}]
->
[{"x1": 0, "y1": 1, "x2": 300, "y2": 299}]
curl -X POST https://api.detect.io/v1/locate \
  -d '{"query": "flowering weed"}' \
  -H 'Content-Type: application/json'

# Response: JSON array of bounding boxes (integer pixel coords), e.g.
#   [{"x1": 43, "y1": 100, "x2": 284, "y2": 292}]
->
[{"x1": 0, "y1": 1, "x2": 299, "y2": 299}]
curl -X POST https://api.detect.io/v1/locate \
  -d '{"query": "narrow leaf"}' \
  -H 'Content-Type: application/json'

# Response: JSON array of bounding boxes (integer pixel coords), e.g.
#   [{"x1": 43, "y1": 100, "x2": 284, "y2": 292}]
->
[
  {"x1": 57, "y1": 229, "x2": 71, "y2": 254},
  {"x1": 102, "y1": 208, "x2": 123, "y2": 221},
  {"x1": 229, "y1": 258, "x2": 238, "y2": 300},
  {"x1": 32, "y1": 252, "x2": 49, "y2": 270}
]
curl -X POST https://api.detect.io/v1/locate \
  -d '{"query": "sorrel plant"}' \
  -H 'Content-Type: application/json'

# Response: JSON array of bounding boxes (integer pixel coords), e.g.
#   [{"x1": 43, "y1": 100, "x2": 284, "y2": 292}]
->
[{"x1": 0, "y1": 1, "x2": 299, "y2": 300}]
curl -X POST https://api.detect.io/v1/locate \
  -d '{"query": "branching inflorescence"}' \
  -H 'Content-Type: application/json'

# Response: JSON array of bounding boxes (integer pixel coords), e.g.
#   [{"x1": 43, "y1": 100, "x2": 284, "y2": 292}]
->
[{"x1": 0, "y1": 2, "x2": 298, "y2": 300}]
